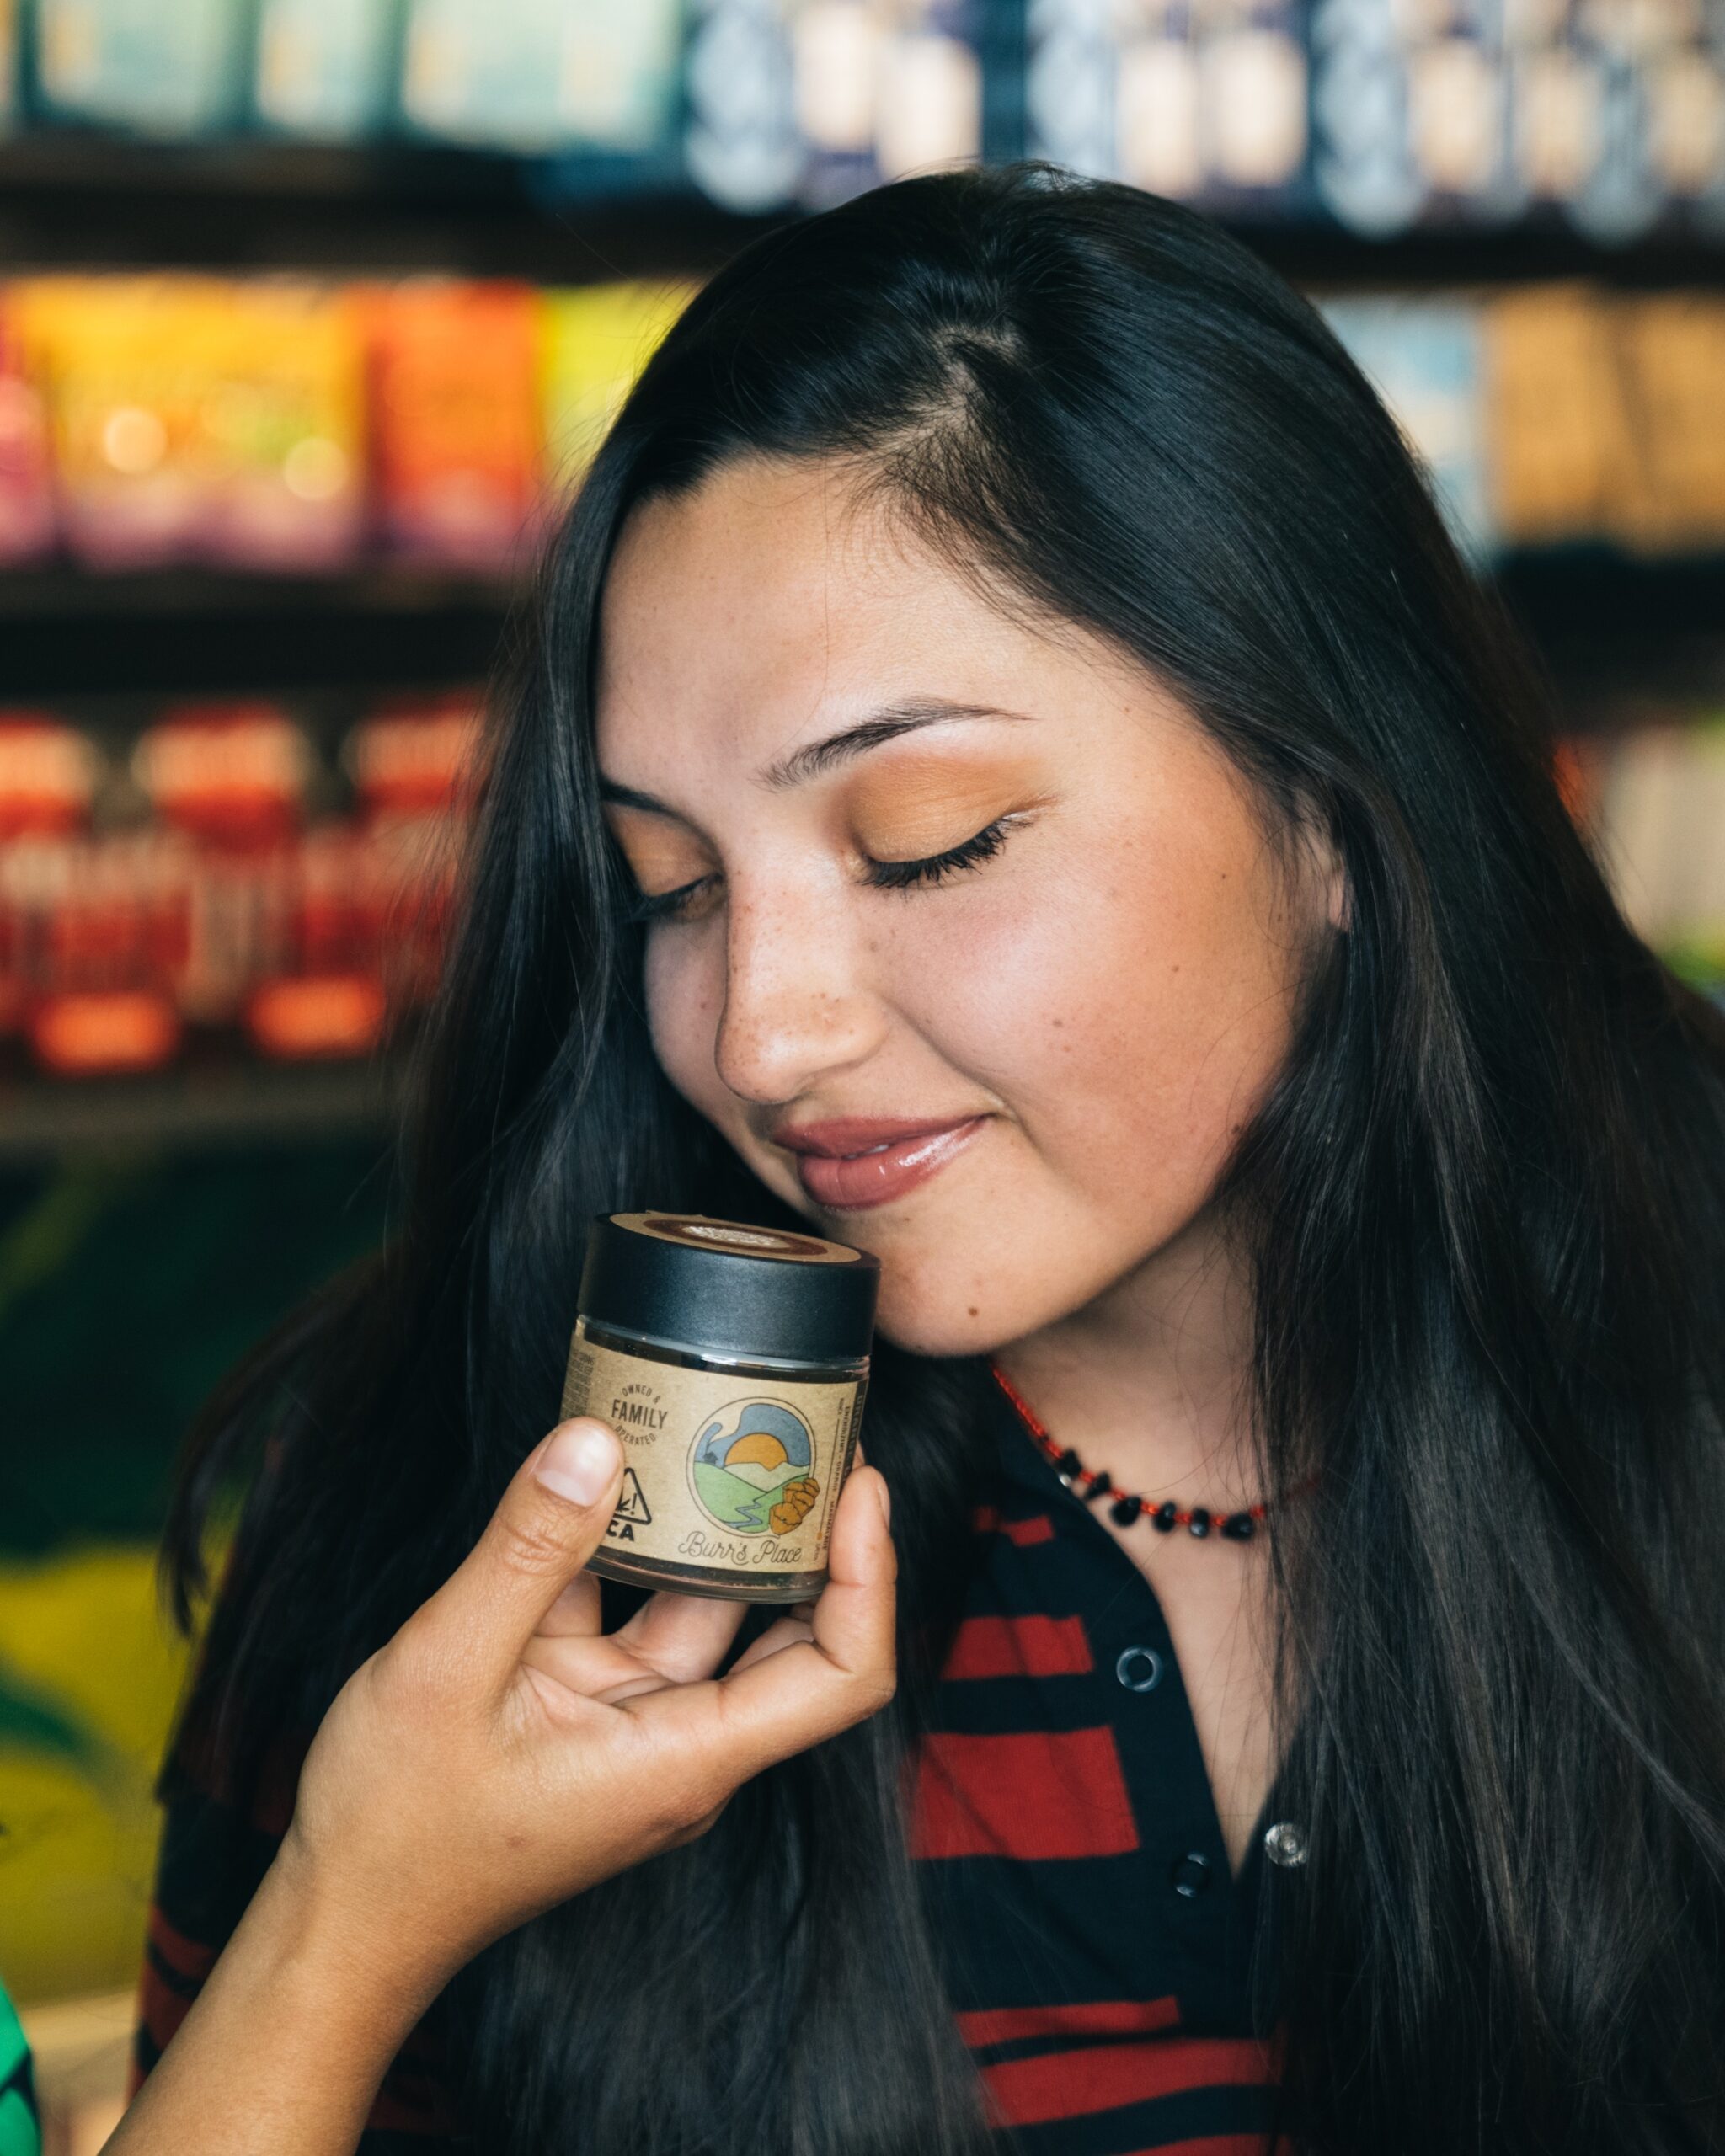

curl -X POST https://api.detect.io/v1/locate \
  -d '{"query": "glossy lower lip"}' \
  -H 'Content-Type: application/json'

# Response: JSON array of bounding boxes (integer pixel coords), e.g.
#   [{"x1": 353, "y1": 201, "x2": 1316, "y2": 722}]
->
[{"x1": 792, "y1": 1115, "x2": 989, "y2": 1210}]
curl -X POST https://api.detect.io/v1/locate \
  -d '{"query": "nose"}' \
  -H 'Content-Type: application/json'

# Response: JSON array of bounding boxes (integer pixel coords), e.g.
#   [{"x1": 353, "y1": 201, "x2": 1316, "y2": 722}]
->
[{"x1": 711, "y1": 873, "x2": 887, "y2": 1106}]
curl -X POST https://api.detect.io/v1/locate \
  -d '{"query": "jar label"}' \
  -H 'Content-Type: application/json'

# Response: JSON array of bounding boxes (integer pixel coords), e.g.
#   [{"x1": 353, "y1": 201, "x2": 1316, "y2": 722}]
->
[{"x1": 560, "y1": 1331, "x2": 867, "y2": 1580}]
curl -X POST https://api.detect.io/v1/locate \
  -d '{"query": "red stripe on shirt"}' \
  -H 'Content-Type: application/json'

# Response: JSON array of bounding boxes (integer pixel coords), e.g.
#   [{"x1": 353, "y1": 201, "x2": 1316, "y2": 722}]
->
[
  {"x1": 148, "y1": 1908, "x2": 217, "y2": 1985},
  {"x1": 367, "y1": 2073, "x2": 464, "y2": 2137},
  {"x1": 970, "y1": 1505, "x2": 1056, "y2": 1546},
  {"x1": 137, "y1": 1959, "x2": 195, "y2": 2057},
  {"x1": 956, "y1": 1996, "x2": 1183, "y2": 2047},
  {"x1": 943, "y1": 1613, "x2": 1094, "y2": 1680},
  {"x1": 983, "y1": 2036, "x2": 1278, "y2": 2127},
  {"x1": 909, "y1": 1727, "x2": 1140, "y2": 1860}
]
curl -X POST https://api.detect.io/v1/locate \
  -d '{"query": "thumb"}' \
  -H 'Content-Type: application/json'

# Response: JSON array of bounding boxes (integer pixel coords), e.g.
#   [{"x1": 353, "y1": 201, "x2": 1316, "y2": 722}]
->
[{"x1": 414, "y1": 1418, "x2": 624, "y2": 1688}]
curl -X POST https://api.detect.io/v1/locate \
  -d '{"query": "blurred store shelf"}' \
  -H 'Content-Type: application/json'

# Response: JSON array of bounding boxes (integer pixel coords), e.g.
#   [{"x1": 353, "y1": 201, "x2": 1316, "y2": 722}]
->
[
  {"x1": 0, "y1": 135, "x2": 780, "y2": 281},
  {"x1": 1492, "y1": 551, "x2": 1725, "y2": 711},
  {"x1": 0, "y1": 567, "x2": 522, "y2": 696},
  {"x1": 3, "y1": 136, "x2": 1721, "y2": 290},
  {"x1": 0, "y1": 1054, "x2": 409, "y2": 1161},
  {"x1": 3, "y1": 550, "x2": 1720, "y2": 702}
]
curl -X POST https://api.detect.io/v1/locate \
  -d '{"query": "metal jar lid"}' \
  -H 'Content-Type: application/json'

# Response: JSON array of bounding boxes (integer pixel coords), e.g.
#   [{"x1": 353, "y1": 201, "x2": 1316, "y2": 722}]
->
[{"x1": 577, "y1": 1211, "x2": 879, "y2": 1364}]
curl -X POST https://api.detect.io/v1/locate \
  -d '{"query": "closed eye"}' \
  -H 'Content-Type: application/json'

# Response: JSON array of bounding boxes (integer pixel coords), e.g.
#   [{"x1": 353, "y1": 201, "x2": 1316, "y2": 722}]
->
[
  {"x1": 866, "y1": 814, "x2": 1014, "y2": 891},
  {"x1": 618, "y1": 814, "x2": 1022, "y2": 927}
]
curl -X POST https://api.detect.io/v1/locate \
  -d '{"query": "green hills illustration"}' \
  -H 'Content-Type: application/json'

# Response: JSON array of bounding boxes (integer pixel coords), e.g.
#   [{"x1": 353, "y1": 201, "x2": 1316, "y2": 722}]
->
[{"x1": 690, "y1": 1401, "x2": 816, "y2": 1533}]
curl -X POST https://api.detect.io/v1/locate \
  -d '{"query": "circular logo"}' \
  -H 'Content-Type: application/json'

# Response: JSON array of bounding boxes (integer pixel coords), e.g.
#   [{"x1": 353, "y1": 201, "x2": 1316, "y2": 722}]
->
[{"x1": 686, "y1": 1396, "x2": 821, "y2": 1537}]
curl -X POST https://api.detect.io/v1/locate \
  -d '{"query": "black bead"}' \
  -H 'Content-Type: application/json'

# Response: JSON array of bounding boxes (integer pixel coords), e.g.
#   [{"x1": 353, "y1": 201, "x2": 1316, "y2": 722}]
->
[
  {"x1": 1151, "y1": 1501, "x2": 1177, "y2": 1533},
  {"x1": 1188, "y1": 1506, "x2": 1211, "y2": 1538},
  {"x1": 1056, "y1": 1448, "x2": 1082, "y2": 1477},
  {"x1": 1110, "y1": 1493, "x2": 1142, "y2": 1526},
  {"x1": 1220, "y1": 1512, "x2": 1257, "y2": 1540},
  {"x1": 1086, "y1": 1469, "x2": 1113, "y2": 1501}
]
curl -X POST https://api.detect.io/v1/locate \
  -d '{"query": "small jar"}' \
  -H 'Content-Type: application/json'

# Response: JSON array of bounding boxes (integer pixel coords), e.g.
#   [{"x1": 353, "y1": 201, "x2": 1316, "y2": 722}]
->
[{"x1": 560, "y1": 1210, "x2": 879, "y2": 1603}]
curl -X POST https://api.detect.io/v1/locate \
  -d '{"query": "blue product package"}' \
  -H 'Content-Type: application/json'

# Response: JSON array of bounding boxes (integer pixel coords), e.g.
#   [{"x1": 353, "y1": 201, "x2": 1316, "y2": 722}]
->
[
  {"x1": 1320, "y1": 292, "x2": 1497, "y2": 565},
  {"x1": 253, "y1": 0, "x2": 398, "y2": 139},
  {"x1": 32, "y1": 0, "x2": 250, "y2": 136},
  {"x1": 400, "y1": 0, "x2": 681, "y2": 154}
]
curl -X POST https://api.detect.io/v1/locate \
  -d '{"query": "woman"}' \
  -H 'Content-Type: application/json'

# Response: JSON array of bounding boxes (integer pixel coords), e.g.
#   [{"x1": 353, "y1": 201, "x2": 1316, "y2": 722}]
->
[{"x1": 136, "y1": 159, "x2": 1725, "y2": 2154}]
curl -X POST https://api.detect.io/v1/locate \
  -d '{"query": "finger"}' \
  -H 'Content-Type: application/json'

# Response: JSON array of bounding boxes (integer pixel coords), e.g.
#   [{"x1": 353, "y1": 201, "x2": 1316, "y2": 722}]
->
[
  {"x1": 606, "y1": 1586, "x2": 750, "y2": 1683},
  {"x1": 537, "y1": 1567, "x2": 603, "y2": 1640},
  {"x1": 626, "y1": 1463, "x2": 896, "y2": 1776},
  {"x1": 410, "y1": 1418, "x2": 624, "y2": 1689},
  {"x1": 726, "y1": 1610, "x2": 814, "y2": 1674},
  {"x1": 521, "y1": 1629, "x2": 669, "y2": 1705}
]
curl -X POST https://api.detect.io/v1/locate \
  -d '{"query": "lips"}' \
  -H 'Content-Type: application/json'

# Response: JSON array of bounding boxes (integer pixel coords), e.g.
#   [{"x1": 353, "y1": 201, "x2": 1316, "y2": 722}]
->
[{"x1": 770, "y1": 1113, "x2": 990, "y2": 1211}]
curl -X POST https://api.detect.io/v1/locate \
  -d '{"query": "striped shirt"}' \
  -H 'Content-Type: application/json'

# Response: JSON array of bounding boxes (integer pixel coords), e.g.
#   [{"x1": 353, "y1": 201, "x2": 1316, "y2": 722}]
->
[
  {"x1": 909, "y1": 1374, "x2": 1292, "y2": 2153},
  {"x1": 132, "y1": 1377, "x2": 1293, "y2": 2150}
]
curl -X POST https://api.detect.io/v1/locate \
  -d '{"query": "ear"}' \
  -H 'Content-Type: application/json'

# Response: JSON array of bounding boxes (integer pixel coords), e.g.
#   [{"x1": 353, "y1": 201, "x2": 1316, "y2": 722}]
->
[
  {"x1": 1295, "y1": 805, "x2": 1350, "y2": 936},
  {"x1": 1325, "y1": 848, "x2": 1352, "y2": 934}
]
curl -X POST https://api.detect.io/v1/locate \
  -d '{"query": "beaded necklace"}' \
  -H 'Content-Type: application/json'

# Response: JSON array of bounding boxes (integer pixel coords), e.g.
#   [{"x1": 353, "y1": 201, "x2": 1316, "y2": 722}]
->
[{"x1": 989, "y1": 1358, "x2": 1319, "y2": 1542}]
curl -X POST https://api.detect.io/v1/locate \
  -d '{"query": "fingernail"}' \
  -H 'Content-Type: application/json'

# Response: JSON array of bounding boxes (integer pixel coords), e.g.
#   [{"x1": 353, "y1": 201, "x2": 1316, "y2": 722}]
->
[
  {"x1": 874, "y1": 1472, "x2": 891, "y2": 1532},
  {"x1": 537, "y1": 1421, "x2": 620, "y2": 1505}
]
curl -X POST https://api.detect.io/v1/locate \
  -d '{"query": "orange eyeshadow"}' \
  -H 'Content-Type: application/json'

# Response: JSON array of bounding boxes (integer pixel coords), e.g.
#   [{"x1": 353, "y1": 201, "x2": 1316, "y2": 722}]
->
[
  {"x1": 605, "y1": 807, "x2": 713, "y2": 894},
  {"x1": 846, "y1": 753, "x2": 1055, "y2": 857}
]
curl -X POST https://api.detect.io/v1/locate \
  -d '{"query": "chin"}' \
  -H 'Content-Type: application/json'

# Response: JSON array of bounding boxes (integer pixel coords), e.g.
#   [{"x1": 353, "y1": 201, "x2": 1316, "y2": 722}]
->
[{"x1": 870, "y1": 1277, "x2": 1033, "y2": 1363}]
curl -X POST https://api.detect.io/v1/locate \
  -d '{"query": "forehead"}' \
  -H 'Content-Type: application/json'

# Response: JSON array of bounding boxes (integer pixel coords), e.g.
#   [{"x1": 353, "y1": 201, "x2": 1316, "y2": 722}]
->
[{"x1": 592, "y1": 455, "x2": 1087, "y2": 779}]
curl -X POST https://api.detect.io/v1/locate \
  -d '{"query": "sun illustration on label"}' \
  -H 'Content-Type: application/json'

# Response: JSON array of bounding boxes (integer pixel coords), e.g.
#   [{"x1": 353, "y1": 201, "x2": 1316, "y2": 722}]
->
[{"x1": 687, "y1": 1398, "x2": 820, "y2": 1536}]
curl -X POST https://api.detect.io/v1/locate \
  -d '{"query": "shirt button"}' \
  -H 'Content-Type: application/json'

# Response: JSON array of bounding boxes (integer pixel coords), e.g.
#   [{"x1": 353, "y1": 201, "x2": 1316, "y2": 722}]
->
[
  {"x1": 1115, "y1": 1645, "x2": 1163, "y2": 1692},
  {"x1": 1169, "y1": 1852, "x2": 1212, "y2": 1897},
  {"x1": 1263, "y1": 1820, "x2": 1309, "y2": 1867}
]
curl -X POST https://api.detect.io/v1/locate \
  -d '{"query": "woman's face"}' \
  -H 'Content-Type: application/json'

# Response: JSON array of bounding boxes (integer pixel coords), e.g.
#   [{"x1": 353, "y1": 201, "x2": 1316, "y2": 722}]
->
[{"x1": 595, "y1": 455, "x2": 1339, "y2": 1357}]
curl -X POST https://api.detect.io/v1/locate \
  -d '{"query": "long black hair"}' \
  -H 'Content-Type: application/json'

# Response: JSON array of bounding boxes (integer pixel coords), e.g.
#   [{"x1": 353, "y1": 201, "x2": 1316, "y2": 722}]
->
[{"x1": 159, "y1": 161, "x2": 1725, "y2": 2154}]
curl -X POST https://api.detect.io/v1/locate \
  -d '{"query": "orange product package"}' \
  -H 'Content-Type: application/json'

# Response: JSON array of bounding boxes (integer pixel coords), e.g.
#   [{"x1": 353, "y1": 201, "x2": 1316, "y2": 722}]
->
[
  {"x1": 363, "y1": 279, "x2": 544, "y2": 570},
  {"x1": 16, "y1": 273, "x2": 368, "y2": 570},
  {"x1": 200, "y1": 278, "x2": 369, "y2": 569},
  {"x1": 15, "y1": 275, "x2": 226, "y2": 566}
]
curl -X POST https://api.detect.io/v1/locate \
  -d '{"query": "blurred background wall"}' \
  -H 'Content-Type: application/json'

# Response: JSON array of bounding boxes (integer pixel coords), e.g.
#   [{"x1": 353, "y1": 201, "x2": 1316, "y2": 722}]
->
[{"x1": 0, "y1": 0, "x2": 1721, "y2": 2145}]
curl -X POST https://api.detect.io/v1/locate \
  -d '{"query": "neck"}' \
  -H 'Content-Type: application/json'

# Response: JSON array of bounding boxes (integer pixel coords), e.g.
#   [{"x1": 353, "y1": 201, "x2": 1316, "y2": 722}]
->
[{"x1": 991, "y1": 1203, "x2": 1266, "y2": 1509}]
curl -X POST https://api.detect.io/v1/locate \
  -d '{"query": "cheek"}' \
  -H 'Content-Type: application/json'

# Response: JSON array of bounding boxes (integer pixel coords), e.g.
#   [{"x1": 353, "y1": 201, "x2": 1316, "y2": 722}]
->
[
  {"x1": 911, "y1": 819, "x2": 1303, "y2": 1207},
  {"x1": 642, "y1": 936, "x2": 724, "y2": 1111}
]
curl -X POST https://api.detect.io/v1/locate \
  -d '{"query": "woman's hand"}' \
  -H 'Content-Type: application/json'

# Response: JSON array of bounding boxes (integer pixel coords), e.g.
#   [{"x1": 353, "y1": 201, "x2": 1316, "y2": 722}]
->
[
  {"x1": 280, "y1": 1416, "x2": 896, "y2": 2005},
  {"x1": 104, "y1": 1423, "x2": 894, "y2": 2156}
]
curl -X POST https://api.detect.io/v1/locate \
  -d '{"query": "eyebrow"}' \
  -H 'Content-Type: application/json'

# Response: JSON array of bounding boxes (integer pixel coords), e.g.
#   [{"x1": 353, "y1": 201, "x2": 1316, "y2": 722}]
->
[{"x1": 596, "y1": 696, "x2": 1037, "y2": 816}]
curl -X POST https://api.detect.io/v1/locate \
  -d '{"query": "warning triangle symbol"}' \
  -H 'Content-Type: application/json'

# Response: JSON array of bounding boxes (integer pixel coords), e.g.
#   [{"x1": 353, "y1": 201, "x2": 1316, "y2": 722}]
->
[{"x1": 615, "y1": 1468, "x2": 653, "y2": 1525}]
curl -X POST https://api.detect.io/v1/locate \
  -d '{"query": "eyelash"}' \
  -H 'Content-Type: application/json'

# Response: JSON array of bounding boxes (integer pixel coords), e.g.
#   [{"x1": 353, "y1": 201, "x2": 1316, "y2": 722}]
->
[{"x1": 620, "y1": 815, "x2": 1017, "y2": 927}]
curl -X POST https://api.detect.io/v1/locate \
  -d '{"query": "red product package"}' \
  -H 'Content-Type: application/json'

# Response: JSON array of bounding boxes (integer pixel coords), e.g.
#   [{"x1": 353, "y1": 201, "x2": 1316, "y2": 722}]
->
[
  {"x1": 0, "y1": 712, "x2": 103, "y2": 846},
  {"x1": 342, "y1": 692, "x2": 481, "y2": 1017},
  {"x1": 24, "y1": 830, "x2": 190, "y2": 1077},
  {"x1": 244, "y1": 819, "x2": 387, "y2": 1061},
  {"x1": 131, "y1": 702, "x2": 312, "y2": 1034},
  {"x1": 363, "y1": 280, "x2": 543, "y2": 571},
  {"x1": 0, "y1": 716, "x2": 178, "y2": 1076}
]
